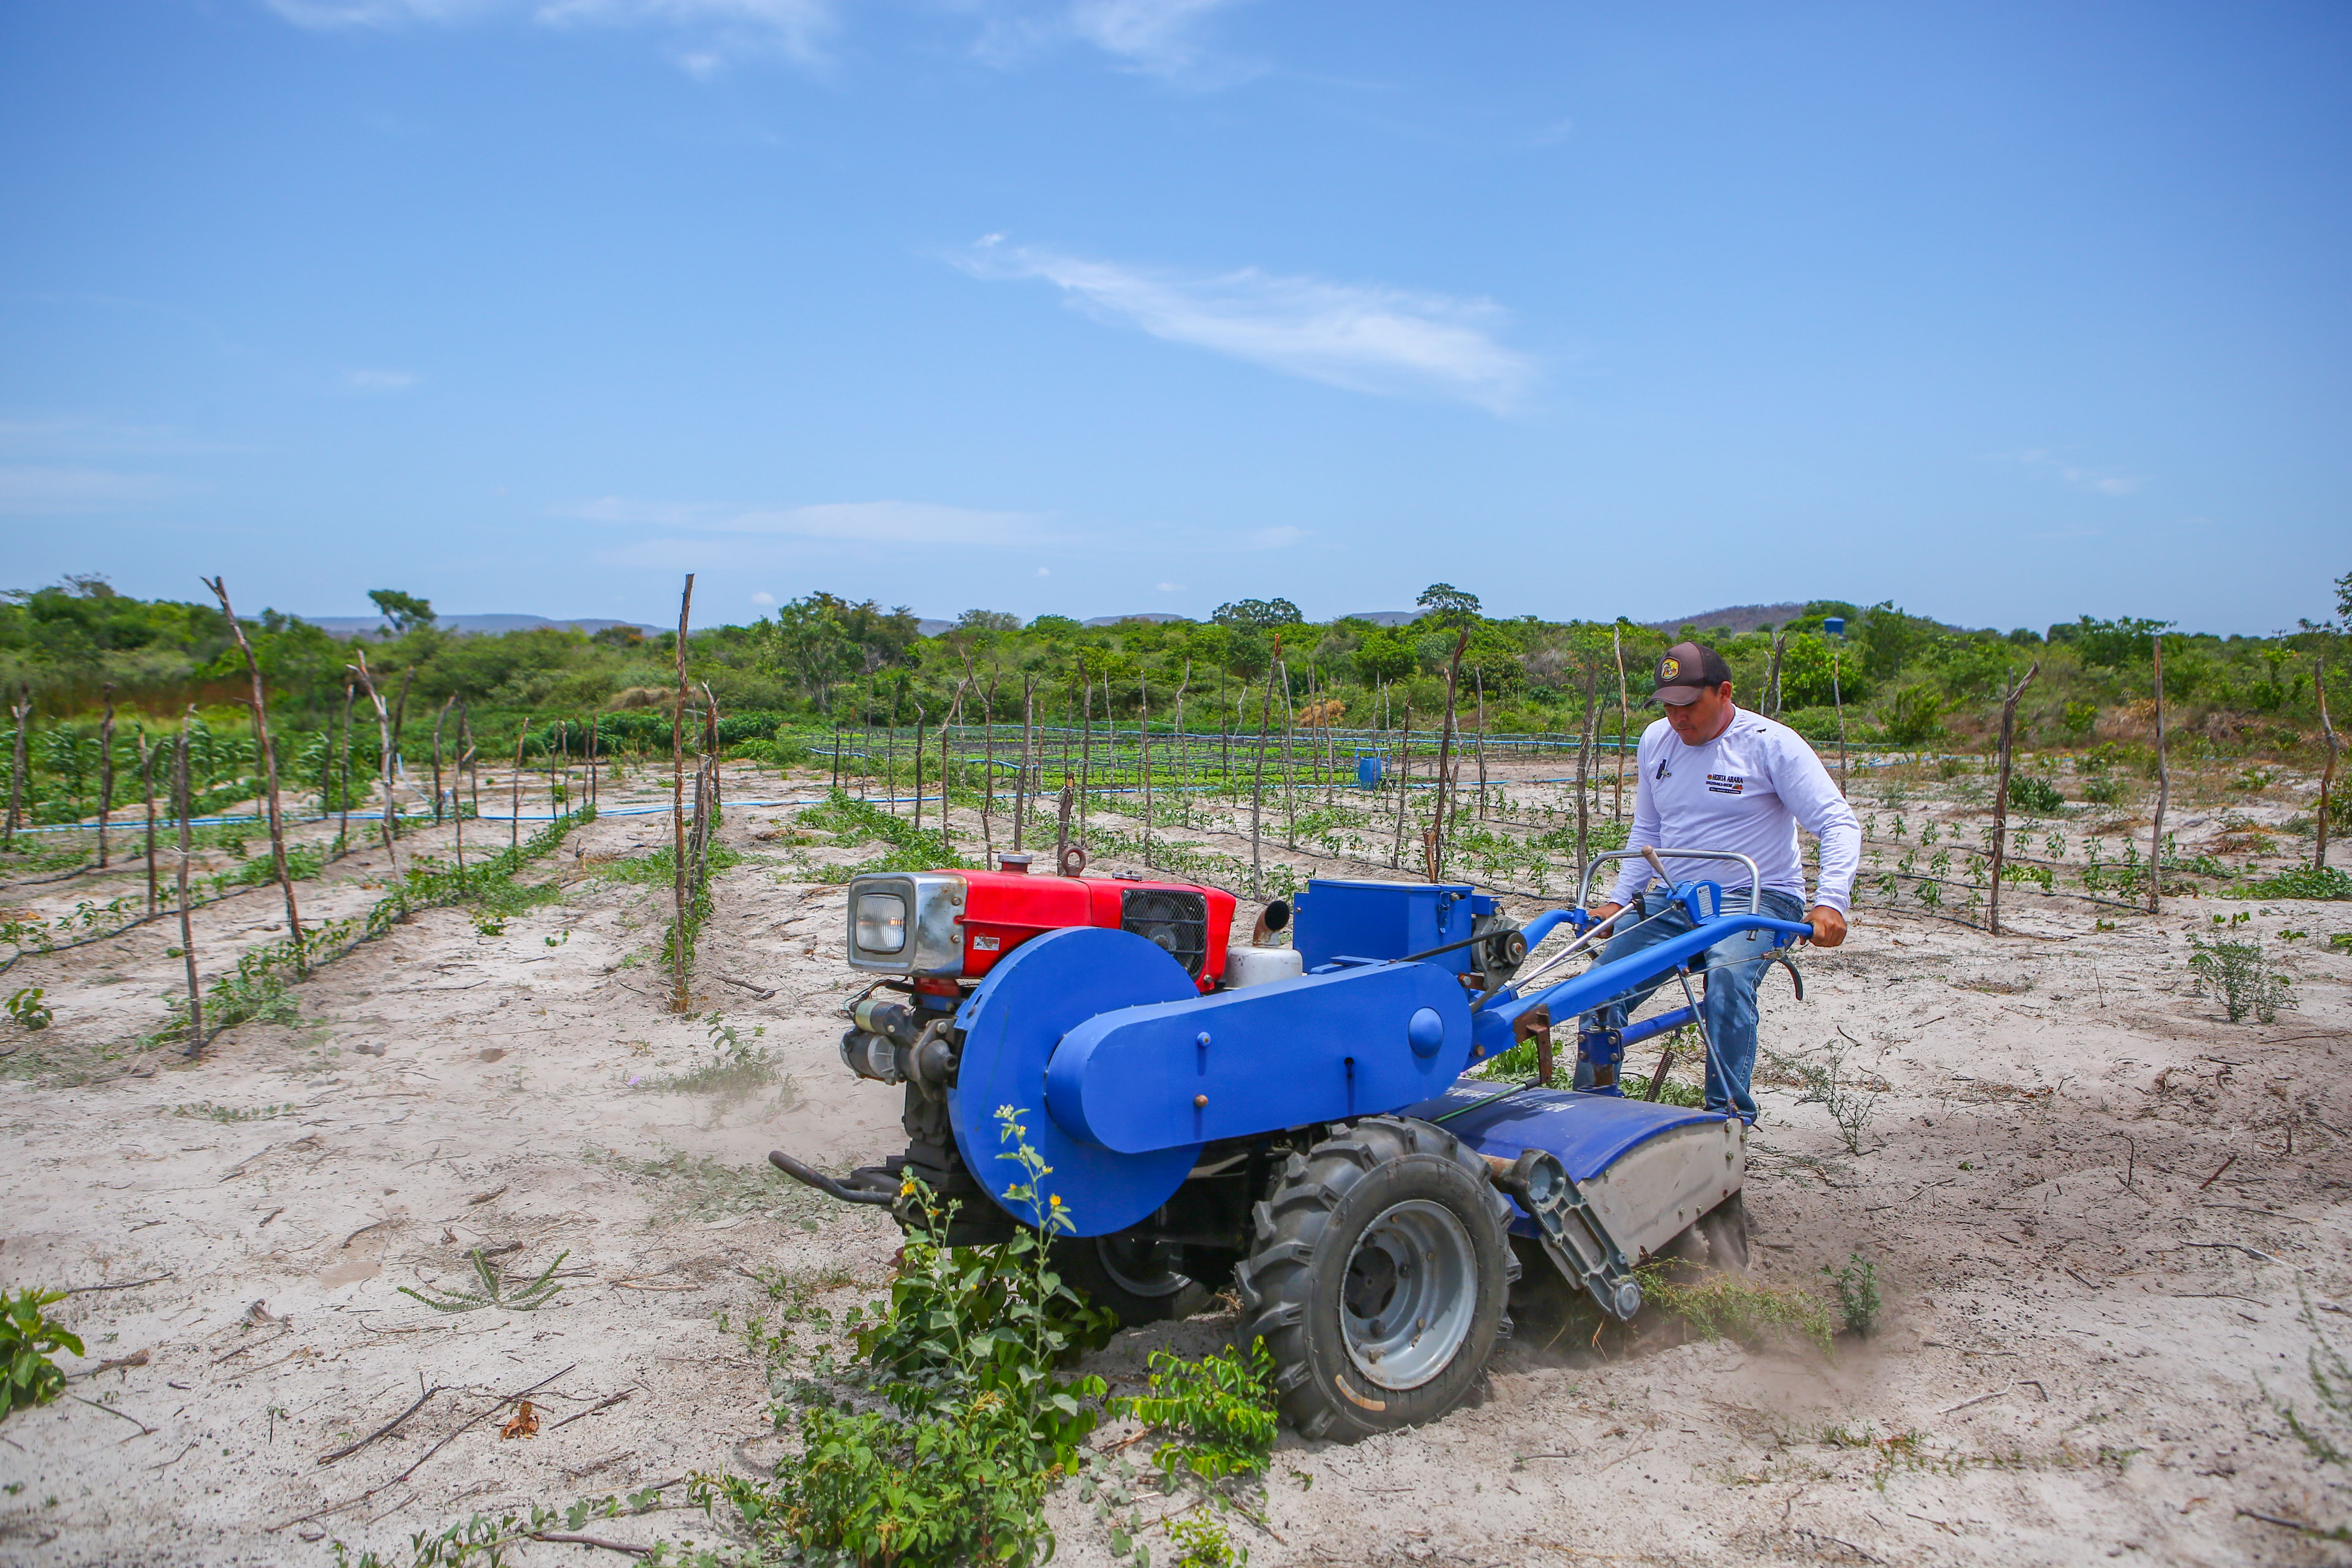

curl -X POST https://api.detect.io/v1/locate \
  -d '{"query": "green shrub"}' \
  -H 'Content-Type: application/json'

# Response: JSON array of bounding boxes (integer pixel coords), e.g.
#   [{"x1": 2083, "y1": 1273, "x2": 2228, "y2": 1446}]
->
[
  {"x1": 1833, "y1": 1255, "x2": 1881, "y2": 1337},
  {"x1": 2006, "y1": 775, "x2": 2064, "y2": 814},
  {"x1": 2234, "y1": 865, "x2": 2352, "y2": 902},
  {"x1": 2188, "y1": 935, "x2": 2294, "y2": 1024},
  {"x1": 3, "y1": 1288, "x2": 82, "y2": 1420},
  {"x1": 1118, "y1": 1341, "x2": 1279, "y2": 1488},
  {"x1": 1878, "y1": 685, "x2": 1947, "y2": 745}
]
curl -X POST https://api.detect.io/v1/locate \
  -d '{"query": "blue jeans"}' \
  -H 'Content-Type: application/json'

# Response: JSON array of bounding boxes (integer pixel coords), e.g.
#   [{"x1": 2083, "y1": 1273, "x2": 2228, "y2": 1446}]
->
[{"x1": 1572, "y1": 889, "x2": 1806, "y2": 1122}]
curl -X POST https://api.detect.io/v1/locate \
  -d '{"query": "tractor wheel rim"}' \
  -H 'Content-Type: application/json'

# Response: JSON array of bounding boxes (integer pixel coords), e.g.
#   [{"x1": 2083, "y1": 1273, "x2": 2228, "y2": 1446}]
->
[
  {"x1": 1340, "y1": 1198, "x2": 1477, "y2": 1391},
  {"x1": 1096, "y1": 1235, "x2": 1192, "y2": 1300}
]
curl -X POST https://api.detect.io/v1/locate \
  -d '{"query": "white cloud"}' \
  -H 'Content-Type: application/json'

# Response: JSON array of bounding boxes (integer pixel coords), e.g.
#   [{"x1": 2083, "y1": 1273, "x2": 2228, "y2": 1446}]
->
[
  {"x1": 0, "y1": 466, "x2": 172, "y2": 514},
  {"x1": 1996, "y1": 448, "x2": 2143, "y2": 497},
  {"x1": 263, "y1": 0, "x2": 831, "y2": 70},
  {"x1": 750, "y1": 589, "x2": 776, "y2": 606},
  {"x1": 953, "y1": 238, "x2": 1536, "y2": 412},
  {"x1": 344, "y1": 368, "x2": 420, "y2": 392},
  {"x1": 1067, "y1": 0, "x2": 1250, "y2": 79},
  {"x1": 1037, "y1": 566, "x2": 1051, "y2": 577},
  {"x1": 1155, "y1": 581, "x2": 1185, "y2": 592}
]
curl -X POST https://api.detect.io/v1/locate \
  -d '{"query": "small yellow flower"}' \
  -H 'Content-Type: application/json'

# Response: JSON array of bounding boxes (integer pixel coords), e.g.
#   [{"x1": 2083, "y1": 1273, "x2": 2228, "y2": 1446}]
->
[{"x1": 1049, "y1": 1194, "x2": 1063, "y2": 1207}]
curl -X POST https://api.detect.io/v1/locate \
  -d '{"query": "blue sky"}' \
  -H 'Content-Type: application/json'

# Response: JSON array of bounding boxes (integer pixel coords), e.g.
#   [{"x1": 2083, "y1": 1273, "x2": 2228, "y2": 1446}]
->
[{"x1": 2, "y1": 1, "x2": 2346, "y2": 634}]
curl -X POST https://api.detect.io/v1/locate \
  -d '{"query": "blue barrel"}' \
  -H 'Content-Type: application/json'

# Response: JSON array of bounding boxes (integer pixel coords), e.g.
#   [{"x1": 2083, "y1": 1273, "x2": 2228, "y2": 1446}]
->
[{"x1": 1354, "y1": 750, "x2": 1385, "y2": 787}]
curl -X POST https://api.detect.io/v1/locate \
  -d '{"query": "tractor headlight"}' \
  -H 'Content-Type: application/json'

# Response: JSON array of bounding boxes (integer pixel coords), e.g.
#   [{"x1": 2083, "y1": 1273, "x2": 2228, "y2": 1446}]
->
[
  {"x1": 854, "y1": 893, "x2": 907, "y2": 954},
  {"x1": 844, "y1": 873, "x2": 965, "y2": 976}
]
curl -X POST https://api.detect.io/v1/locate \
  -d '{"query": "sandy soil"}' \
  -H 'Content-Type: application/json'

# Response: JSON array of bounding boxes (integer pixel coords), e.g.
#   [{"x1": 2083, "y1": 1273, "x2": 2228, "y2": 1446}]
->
[{"x1": 4, "y1": 755, "x2": 2350, "y2": 1567}]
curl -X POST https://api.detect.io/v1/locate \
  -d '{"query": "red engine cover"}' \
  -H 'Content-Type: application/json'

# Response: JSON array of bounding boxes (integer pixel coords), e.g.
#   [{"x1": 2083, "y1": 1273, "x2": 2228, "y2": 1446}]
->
[{"x1": 952, "y1": 871, "x2": 1237, "y2": 991}]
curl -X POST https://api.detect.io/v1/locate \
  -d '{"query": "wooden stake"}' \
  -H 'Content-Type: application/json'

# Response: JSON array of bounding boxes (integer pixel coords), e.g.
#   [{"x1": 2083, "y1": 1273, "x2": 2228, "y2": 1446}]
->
[
  {"x1": 96, "y1": 683, "x2": 115, "y2": 867},
  {"x1": 335, "y1": 681, "x2": 354, "y2": 854},
  {"x1": 348, "y1": 651, "x2": 400, "y2": 876},
  {"x1": 1250, "y1": 637, "x2": 1281, "y2": 898},
  {"x1": 390, "y1": 667, "x2": 414, "y2": 786},
  {"x1": 1078, "y1": 659, "x2": 1092, "y2": 842},
  {"x1": 1280, "y1": 659, "x2": 1298, "y2": 852},
  {"x1": 1767, "y1": 630, "x2": 1786, "y2": 717},
  {"x1": 205, "y1": 578, "x2": 303, "y2": 961},
  {"x1": 4, "y1": 683, "x2": 26, "y2": 844},
  {"x1": 1832, "y1": 647, "x2": 1849, "y2": 794},
  {"x1": 2149, "y1": 634, "x2": 2169, "y2": 915},
  {"x1": 2316, "y1": 657, "x2": 2338, "y2": 873},
  {"x1": 138, "y1": 727, "x2": 157, "y2": 915},
  {"x1": 671, "y1": 574, "x2": 694, "y2": 1014},
  {"x1": 982, "y1": 666, "x2": 1000, "y2": 867},
  {"x1": 1575, "y1": 664, "x2": 1598, "y2": 880},
  {"x1": 1613, "y1": 625, "x2": 1632, "y2": 821},
  {"x1": 913, "y1": 702, "x2": 928, "y2": 836},
  {"x1": 1138, "y1": 669, "x2": 1153, "y2": 863},
  {"x1": 588, "y1": 713, "x2": 599, "y2": 810},
  {"x1": 430, "y1": 695, "x2": 453, "y2": 824},
  {"x1": 1429, "y1": 627, "x2": 1470, "y2": 883},
  {"x1": 1390, "y1": 706, "x2": 1414, "y2": 870},
  {"x1": 1016, "y1": 675, "x2": 1035, "y2": 851},
  {"x1": 1473, "y1": 670, "x2": 1489, "y2": 822},
  {"x1": 1987, "y1": 660, "x2": 2040, "y2": 936},
  {"x1": 173, "y1": 711, "x2": 204, "y2": 1059}
]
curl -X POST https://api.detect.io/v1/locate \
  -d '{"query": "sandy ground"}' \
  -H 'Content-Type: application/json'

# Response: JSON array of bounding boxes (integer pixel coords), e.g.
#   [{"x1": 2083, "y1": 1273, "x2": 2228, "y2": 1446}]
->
[{"x1": 4, "y1": 755, "x2": 2351, "y2": 1566}]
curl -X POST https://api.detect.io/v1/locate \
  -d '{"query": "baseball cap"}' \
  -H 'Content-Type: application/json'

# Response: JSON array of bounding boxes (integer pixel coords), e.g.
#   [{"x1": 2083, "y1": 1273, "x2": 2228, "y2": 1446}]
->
[{"x1": 1651, "y1": 642, "x2": 1733, "y2": 706}]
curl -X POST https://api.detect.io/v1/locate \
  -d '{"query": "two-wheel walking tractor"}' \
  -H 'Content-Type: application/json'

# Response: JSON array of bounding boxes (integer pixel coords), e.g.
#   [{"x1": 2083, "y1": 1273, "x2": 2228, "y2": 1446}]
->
[{"x1": 769, "y1": 850, "x2": 1812, "y2": 1443}]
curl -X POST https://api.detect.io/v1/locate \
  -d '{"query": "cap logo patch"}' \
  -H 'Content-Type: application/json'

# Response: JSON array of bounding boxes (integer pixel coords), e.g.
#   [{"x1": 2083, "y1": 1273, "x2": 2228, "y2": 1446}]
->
[{"x1": 1659, "y1": 657, "x2": 1681, "y2": 679}]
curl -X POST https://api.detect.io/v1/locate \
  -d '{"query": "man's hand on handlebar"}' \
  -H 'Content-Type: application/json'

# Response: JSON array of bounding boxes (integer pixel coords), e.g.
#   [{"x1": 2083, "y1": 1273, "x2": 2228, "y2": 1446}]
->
[
  {"x1": 1806, "y1": 905, "x2": 1847, "y2": 948},
  {"x1": 1586, "y1": 902, "x2": 1624, "y2": 933}
]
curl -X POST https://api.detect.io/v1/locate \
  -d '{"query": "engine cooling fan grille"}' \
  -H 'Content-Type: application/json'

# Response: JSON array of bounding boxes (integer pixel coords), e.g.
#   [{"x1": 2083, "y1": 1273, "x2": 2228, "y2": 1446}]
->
[{"x1": 1119, "y1": 889, "x2": 1209, "y2": 978}]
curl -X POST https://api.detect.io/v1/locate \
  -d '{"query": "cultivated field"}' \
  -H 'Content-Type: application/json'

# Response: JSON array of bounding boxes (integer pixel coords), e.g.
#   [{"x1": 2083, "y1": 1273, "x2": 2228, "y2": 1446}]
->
[{"x1": 3, "y1": 752, "x2": 2350, "y2": 1566}]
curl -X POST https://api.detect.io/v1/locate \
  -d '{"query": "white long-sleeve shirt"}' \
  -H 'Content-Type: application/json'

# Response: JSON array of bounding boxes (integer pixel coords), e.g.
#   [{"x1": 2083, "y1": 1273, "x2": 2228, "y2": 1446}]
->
[{"x1": 1605, "y1": 708, "x2": 1861, "y2": 915}]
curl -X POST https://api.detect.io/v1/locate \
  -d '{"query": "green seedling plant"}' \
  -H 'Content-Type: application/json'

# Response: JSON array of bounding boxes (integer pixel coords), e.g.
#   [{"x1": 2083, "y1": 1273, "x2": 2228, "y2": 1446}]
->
[
  {"x1": 1118, "y1": 1340, "x2": 1279, "y2": 1492},
  {"x1": 3, "y1": 1288, "x2": 82, "y2": 1420},
  {"x1": 398, "y1": 1249, "x2": 568, "y2": 1314},
  {"x1": 6, "y1": 987, "x2": 53, "y2": 1031},
  {"x1": 2187, "y1": 935, "x2": 2294, "y2": 1024},
  {"x1": 1831, "y1": 1254, "x2": 1881, "y2": 1337}
]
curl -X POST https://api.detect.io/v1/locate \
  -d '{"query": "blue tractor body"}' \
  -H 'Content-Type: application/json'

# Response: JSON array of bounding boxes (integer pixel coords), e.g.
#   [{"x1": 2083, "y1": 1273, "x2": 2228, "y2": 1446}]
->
[{"x1": 783, "y1": 865, "x2": 1809, "y2": 1442}]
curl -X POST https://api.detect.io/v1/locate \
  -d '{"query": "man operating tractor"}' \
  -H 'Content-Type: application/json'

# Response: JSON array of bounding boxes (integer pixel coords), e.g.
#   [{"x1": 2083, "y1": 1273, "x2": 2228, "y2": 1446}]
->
[{"x1": 1579, "y1": 641, "x2": 1861, "y2": 1120}]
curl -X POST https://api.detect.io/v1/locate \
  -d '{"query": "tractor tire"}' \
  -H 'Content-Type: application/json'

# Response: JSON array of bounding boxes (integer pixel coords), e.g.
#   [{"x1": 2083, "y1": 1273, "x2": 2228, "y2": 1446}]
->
[
  {"x1": 1235, "y1": 1116, "x2": 1519, "y2": 1443},
  {"x1": 1053, "y1": 1232, "x2": 1211, "y2": 1327}
]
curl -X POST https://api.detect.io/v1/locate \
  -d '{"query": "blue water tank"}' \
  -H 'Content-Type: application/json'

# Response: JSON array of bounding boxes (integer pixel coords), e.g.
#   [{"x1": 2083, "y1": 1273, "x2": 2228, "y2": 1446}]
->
[
  {"x1": 1822, "y1": 616, "x2": 1846, "y2": 638},
  {"x1": 1354, "y1": 750, "x2": 1385, "y2": 787}
]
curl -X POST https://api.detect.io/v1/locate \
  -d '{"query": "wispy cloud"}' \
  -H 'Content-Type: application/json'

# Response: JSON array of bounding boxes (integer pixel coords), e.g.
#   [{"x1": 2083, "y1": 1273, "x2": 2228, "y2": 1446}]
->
[
  {"x1": 0, "y1": 466, "x2": 174, "y2": 515},
  {"x1": 953, "y1": 238, "x2": 1535, "y2": 412},
  {"x1": 262, "y1": 0, "x2": 832, "y2": 71},
  {"x1": 344, "y1": 368, "x2": 420, "y2": 393},
  {"x1": 1996, "y1": 448, "x2": 2143, "y2": 497},
  {"x1": 1068, "y1": 0, "x2": 1251, "y2": 79},
  {"x1": 970, "y1": 0, "x2": 1256, "y2": 85}
]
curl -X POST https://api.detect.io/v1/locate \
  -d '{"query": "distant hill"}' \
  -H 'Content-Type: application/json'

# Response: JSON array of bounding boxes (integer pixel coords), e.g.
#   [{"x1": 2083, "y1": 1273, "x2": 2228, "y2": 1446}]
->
[
  {"x1": 1337, "y1": 610, "x2": 1418, "y2": 626},
  {"x1": 1637, "y1": 603, "x2": 1811, "y2": 636},
  {"x1": 303, "y1": 613, "x2": 664, "y2": 640},
  {"x1": 1083, "y1": 612, "x2": 1193, "y2": 627}
]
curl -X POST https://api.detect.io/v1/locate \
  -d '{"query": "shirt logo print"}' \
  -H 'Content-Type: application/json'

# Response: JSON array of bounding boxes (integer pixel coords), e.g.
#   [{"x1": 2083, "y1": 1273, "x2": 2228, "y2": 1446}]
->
[{"x1": 1705, "y1": 773, "x2": 1745, "y2": 795}]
